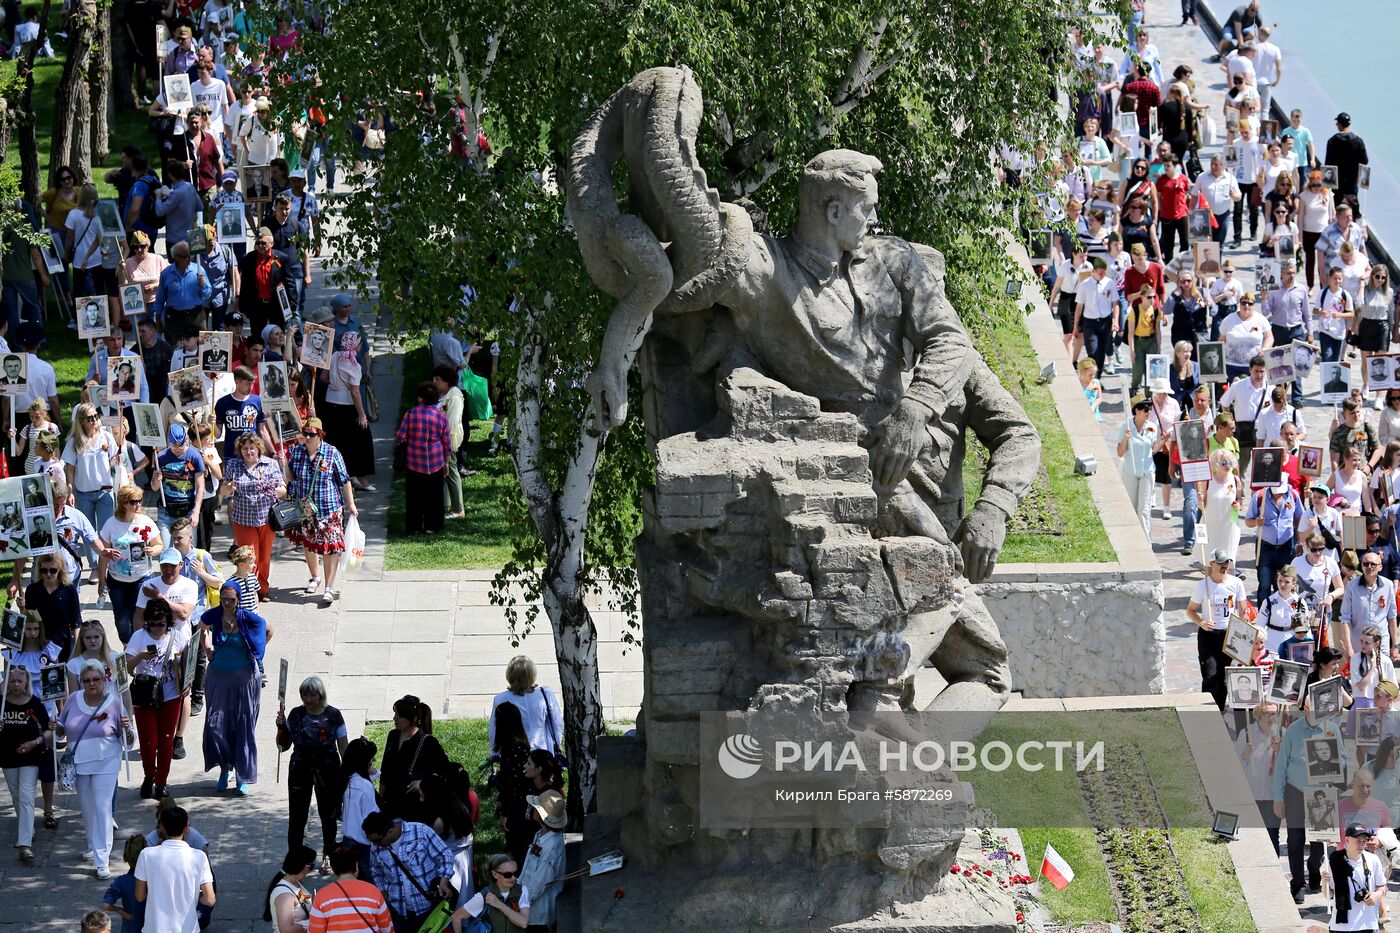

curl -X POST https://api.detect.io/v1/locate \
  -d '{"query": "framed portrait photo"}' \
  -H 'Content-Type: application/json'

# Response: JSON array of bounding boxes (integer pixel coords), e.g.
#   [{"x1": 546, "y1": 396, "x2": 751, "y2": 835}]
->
[
  {"x1": 120, "y1": 284, "x2": 146, "y2": 319},
  {"x1": 1288, "y1": 639, "x2": 1316, "y2": 665},
  {"x1": 95, "y1": 199, "x2": 125, "y2": 240},
  {"x1": 1320, "y1": 165, "x2": 1339, "y2": 189},
  {"x1": 1249, "y1": 446, "x2": 1284, "y2": 489},
  {"x1": 258, "y1": 361, "x2": 289, "y2": 404},
  {"x1": 1291, "y1": 341, "x2": 1317, "y2": 380},
  {"x1": 1264, "y1": 344, "x2": 1295, "y2": 386},
  {"x1": 170, "y1": 366, "x2": 208, "y2": 412},
  {"x1": 1303, "y1": 786, "x2": 1339, "y2": 842},
  {"x1": 1305, "y1": 735, "x2": 1345, "y2": 784},
  {"x1": 1226, "y1": 665, "x2": 1264, "y2": 710},
  {"x1": 301, "y1": 322, "x2": 335, "y2": 369},
  {"x1": 1356, "y1": 706, "x2": 1384, "y2": 746},
  {"x1": 1197, "y1": 341, "x2": 1227, "y2": 383},
  {"x1": 37, "y1": 663, "x2": 66, "y2": 701},
  {"x1": 1296, "y1": 444, "x2": 1324, "y2": 478},
  {"x1": 216, "y1": 203, "x2": 247, "y2": 242},
  {"x1": 163, "y1": 73, "x2": 193, "y2": 113},
  {"x1": 1267, "y1": 658, "x2": 1308, "y2": 705},
  {"x1": 0, "y1": 351, "x2": 28, "y2": 398},
  {"x1": 1223, "y1": 614, "x2": 1261, "y2": 665},
  {"x1": 242, "y1": 164, "x2": 273, "y2": 204},
  {"x1": 107, "y1": 355, "x2": 141, "y2": 402},
  {"x1": 198, "y1": 330, "x2": 232, "y2": 374},
  {"x1": 75, "y1": 295, "x2": 110, "y2": 340},
  {"x1": 1319, "y1": 361, "x2": 1350, "y2": 403},
  {"x1": 1359, "y1": 164, "x2": 1372, "y2": 190},
  {"x1": 0, "y1": 606, "x2": 23, "y2": 649},
  {"x1": 132, "y1": 403, "x2": 164, "y2": 448},
  {"x1": 1307, "y1": 675, "x2": 1345, "y2": 720}
]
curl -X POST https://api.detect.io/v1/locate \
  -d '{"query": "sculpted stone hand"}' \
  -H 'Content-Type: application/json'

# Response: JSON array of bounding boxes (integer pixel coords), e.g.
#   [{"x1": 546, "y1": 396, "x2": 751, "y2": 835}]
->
[
  {"x1": 870, "y1": 397, "x2": 932, "y2": 488},
  {"x1": 954, "y1": 503, "x2": 1008, "y2": 584}
]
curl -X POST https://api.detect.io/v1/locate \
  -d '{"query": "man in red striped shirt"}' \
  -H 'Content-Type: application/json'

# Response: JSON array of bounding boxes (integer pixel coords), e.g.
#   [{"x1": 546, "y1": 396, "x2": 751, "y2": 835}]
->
[{"x1": 309, "y1": 847, "x2": 392, "y2": 933}]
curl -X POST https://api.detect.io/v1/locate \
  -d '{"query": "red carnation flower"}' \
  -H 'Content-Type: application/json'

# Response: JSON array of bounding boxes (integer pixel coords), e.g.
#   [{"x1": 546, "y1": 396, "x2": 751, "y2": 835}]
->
[
  {"x1": 614, "y1": 888, "x2": 625, "y2": 900},
  {"x1": 950, "y1": 865, "x2": 961, "y2": 874}
]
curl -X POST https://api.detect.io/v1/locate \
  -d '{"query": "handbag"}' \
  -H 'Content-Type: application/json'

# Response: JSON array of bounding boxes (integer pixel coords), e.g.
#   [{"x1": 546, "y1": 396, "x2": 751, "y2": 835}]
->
[
  {"x1": 131, "y1": 638, "x2": 171, "y2": 710},
  {"x1": 386, "y1": 845, "x2": 455, "y2": 933},
  {"x1": 268, "y1": 498, "x2": 303, "y2": 532},
  {"x1": 366, "y1": 383, "x2": 381, "y2": 422},
  {"x1": 58, "y1": 697, "x2": 110, "y2": 792}
]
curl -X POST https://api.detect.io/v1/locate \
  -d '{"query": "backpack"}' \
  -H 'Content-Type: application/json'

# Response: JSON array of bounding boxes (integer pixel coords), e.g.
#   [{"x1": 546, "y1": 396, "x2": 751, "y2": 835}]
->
[{"x1": 128, "y1": 174, "x2": 165, "y2": 231}]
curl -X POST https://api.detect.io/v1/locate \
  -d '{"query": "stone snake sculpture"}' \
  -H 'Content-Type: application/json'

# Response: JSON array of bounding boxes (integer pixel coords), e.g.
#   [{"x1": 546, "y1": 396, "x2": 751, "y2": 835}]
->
[{"x1": 568, "y1": 65, "x2": 753, "y2": 430}]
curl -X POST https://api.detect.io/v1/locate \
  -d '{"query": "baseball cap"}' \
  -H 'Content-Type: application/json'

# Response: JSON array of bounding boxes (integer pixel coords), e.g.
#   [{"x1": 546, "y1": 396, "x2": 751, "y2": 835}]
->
[
  {"x1": 158, "y1": 548, "x2": 181, "y2": 566},
  {"x1": 221, "y1": 169, "x2": 238, "y2": 184},
  {"x1": 174, "y1": 25, "x2": 192, "y2": 38},
  {"x1": 1337, "y1": 112, "x2": 1352, "y2": 124},
  {"x1": 330, "y1": 293, "x2": 352, "y2": 309},
  {"x1": 1346, "y1": 823, "x2": 1375, "y2": 839},
  {"x1": 289, "y1": 168, "x2": 306, "y2": 180},
  {"x1": 303, "y1": 417, "x2": 324, "y2": 434},
  {"x1": 1209, "y1": 548, "x2": 1232, "y2": 564},
  {"x1": 1379, "y1": 681, "x2": 1400, "y2": 699},
  {"x1": 167, "y1": 423, "x2": 187, "y2": 445},
  {"x1": 1271, "y1": 482, "x2": 1290, "y2": 495},
  {"x1": 1308, "y1": 482, "x2": 1330, "y2": 495},
  {"x1": 306, "y1": 306, "x2": 333, "y2": 324},
  {"x1": 1291, "y1": 619, "x2": 1310, "y2": 634}
]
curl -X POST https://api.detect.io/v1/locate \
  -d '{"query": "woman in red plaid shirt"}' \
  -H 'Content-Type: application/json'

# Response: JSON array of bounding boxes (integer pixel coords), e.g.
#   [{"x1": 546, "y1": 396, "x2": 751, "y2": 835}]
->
[{"x1": 394, "y1": 382, "x2": 452, "y2": 536}]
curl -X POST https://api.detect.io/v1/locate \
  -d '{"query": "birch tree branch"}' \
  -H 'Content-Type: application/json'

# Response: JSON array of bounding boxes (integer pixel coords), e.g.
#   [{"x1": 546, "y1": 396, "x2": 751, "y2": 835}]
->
[{"x1": 512, "y1": 304, "x2": 557, "y2": 544}]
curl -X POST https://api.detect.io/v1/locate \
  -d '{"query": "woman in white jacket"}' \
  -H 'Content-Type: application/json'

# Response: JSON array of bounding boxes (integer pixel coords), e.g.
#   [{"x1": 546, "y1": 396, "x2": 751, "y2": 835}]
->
[
  {"x1": 338, "y1": 737, "x2": 380, "y2": 883},
  {"x1": 1235, "y1": 703, "x2": 1281, "y2": 851}
]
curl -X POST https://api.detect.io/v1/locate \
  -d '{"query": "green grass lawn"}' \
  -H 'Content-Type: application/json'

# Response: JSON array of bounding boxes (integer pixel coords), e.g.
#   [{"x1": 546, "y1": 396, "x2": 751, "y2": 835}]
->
[
  {"x1": 3, "y1": 7, "x2": 150, "y2": 198},
  {"x1": 972, "y1": 711, "x2": 1254, "y2": 932}
]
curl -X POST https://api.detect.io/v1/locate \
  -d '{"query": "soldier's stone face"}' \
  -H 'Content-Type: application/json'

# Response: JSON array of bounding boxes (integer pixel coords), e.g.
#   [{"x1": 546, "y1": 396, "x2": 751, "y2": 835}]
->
[{"x1": 830, "y1": 184, "x2": 878, "y2": 252}]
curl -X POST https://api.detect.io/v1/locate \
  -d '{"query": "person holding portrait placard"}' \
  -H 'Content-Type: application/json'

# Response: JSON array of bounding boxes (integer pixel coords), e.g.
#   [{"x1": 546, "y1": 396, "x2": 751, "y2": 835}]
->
[
  {"x1": 1275, "y1": 697, "x2": 1349, "y2": 903},
  {"x1": 1188, "y1": 547, "x2": 1248, "y2": 709}
]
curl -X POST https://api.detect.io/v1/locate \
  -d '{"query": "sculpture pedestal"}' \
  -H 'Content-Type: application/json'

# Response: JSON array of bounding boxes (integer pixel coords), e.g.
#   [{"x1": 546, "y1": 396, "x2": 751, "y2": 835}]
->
[{"x1": 580, "y1": 817, "x2": 1019, "y2": 933}]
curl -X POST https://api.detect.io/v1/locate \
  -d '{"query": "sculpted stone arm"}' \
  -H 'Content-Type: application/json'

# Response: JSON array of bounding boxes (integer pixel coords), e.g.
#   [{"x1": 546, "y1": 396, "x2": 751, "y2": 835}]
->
[{"x1": 899, "y1": 243, "x2": 974, "y2": 418}]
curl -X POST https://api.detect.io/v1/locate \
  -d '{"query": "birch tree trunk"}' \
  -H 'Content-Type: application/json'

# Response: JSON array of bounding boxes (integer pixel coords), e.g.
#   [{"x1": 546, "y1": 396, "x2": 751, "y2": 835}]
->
[
  {"x1": 89, "y1": 3, "x2": 112, "y2": 163},
  {"x1": 50, "y1": 0, "x2": 97, "y2": 185}
]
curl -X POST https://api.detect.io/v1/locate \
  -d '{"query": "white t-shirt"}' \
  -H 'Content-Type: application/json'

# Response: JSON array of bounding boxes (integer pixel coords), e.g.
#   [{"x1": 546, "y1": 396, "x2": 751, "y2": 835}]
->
[
  {"x1": 1318, "y1": 286, "x2": 1356, "y2": 340},
  {"x1": 1328, "y1": 849, "x2": 1386, "y2": 931},
  {"x1": 190, "y1": 77, "x2": 228, "y2": 136},
  {"x1": 135, "y1": 573, "x2": 200, "y2": 617},
  {"x1": 1254, "y1": 41, "x2": 1282, "y2": 86},
  {"x1": 135, "y1": 841, "x2": 213, "y2": 933},
  {"x1": 1256, "y1": 404, "x2": 1301, "y2": 447},
  {"x1": 1291, "y1": 554, "x2": 1341, "y2": 611},
  {"x1": 64, "y1": 208, "x2": 103, "y2": 270},
  {"x1": 1219, "y1": 313, "x2": 1269, "y2": 368},
  {"x1": 1074, "y1": 276, "x2": 1118, "y2": 320},
  {"x1": 1220, "y1": 376, "x2": 1268, "y2": 425},
  {"x1": 62, "y1": 429, "x2": 118, "y2": 493},
  {"x1": 327, "y1": 354, "x2": 361, "y2": 406},
  {"x1": 99, "y1": 514, "x2": 161, "y2": 583},
  {"x1": 126, "y1": 623, "x2": 191, "y2": 702},
  {"x1": 1191, "y1": 575, "x2": 1248, "y2": 627},
  {"x1": 461, "y1": 885, "x2": 530, "y2": 919}
]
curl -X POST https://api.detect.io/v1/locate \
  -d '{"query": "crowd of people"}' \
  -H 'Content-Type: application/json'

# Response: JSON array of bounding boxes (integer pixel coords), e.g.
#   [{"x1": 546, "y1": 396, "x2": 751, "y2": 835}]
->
[
  {"x1": 1059, "y1": 2, "x2": 1400, "y2": 925},
  {"x1": 0, "y1": 0, "x2": 555, "y2": 928}
]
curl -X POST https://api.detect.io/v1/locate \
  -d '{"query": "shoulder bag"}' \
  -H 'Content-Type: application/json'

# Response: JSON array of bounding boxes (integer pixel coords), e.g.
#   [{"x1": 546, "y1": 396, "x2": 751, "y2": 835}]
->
[
  {"x1": 131, "y1": 638, "x2": 171, "y2": 709},
  {"x1": 268, "y1": 498, "x2": 302, "y2": 531},
  {"x1": 385, "y1": 843, "x2": 455, "y2": 933},
  {"x1": 58, "y1": 696, "x2": 110, "y2": 791}
]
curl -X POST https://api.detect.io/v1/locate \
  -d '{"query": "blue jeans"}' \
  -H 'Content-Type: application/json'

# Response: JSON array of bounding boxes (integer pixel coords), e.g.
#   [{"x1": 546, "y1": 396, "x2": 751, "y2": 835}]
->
[
  {"x1": 1320, "y1": 333, "x2": 1344, "y2": 364},
  {"x1": 1212, "y1": 211, "x2": 1231, "y2": 246},
  {"x1": 74, "y1": 487, "x2": 114, "y2": 567},
  {"x1": 307, "y1": 142, "x2": 336, "y2": 192},
  {"x1": 1182, "y1": 480, "x2": 1200, "y2": 550},
  {"x1": 1128, "y1": 9, "x2": 1144, "y2": 45},
  {"x1": 2, "y1": 277, "x2": 41, "y2": 333},
  {"x1": 1271, "y1": 323, "x2": 1306, "y2": 405},
  {"x1": 107, "y1": 576, "x2": 141, "y2": 645},
  {"x1": 1256, "y1": 540, "x2": 1295, "y2": 604}
]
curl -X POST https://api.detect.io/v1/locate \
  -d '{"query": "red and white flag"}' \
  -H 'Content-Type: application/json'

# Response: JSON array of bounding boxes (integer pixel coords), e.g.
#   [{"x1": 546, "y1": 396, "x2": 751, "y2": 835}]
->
[{"x1": 1040, "y1": 844, "x2": 1075, "y2": 890}]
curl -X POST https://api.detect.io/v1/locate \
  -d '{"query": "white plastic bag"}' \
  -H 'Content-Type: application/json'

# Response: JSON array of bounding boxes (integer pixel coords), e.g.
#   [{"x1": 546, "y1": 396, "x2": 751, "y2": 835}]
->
[
  {"x1": 1203, "y1": 116, "x2": 1218, "y2": 149},
  {"x1": 345, "y1": 515, "x2": 366, "y2": 570}
]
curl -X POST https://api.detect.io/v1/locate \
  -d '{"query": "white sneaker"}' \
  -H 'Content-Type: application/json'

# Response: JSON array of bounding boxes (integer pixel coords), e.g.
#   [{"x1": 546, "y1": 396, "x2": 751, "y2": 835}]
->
[
  {"x1": 305, "y1": 577, "x2": 322, "y2": 594},
  {"x1": 82, "y1": 849, "x2": 94, "y2": 860},
  {"x1": 96, "y1": 866, "x2": 110, "y2": 880},
  {"x1": 95, "y1": 593, "x2": 109, "y2": 610},
  {"x1": 1161, "y1": 508, "x2": 1172, "y2": 521},
  {"x1": 321, "y1": 588, "x2": 337, "y2": 605}
]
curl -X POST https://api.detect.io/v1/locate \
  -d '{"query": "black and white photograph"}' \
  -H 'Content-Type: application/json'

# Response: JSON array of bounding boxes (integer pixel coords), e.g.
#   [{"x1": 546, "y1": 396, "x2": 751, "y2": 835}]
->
[
  {"x1": 1223, "y1": 614, "x2": 1261, "y2": 665},
  {"x1": 1198, "y1": 341, "x2": 1226, "y2": 383},
  {"x1": 1320, "y1": 361, "x2": 1350, "y2": 402},
  {"x1": 217, "y1": 203, "x2": 247, "y2": 242},
  {"x1": 1026, "y1": 229, "x2": 1052, "y2": 266},
  {"x1": 1264, "y1": 345, "x2": 1295, "y2": 386},
  {"x1": 1193, "y1": 240, "x2": 1221, "y2": 277},
  {"x1": 1227, "y1": 666, "x2": 1263, "y2": 709},
  {"x1": 1289, "y1": 639, "x2": 1316, "y2": 665},
  {"x1": 1177, "y1": 418, "x2": 1209, "y2": 464},
  {"x1": 95, "y1": 199, "x2": 124, "y2": 239},
  {"x1": 1115, "y1": 112, "x2": 1138, "y2": 140},
  {"x1": 1357, "y1": 707, "x2": 1384, "y2": 746},
  {"x1": 132, "y1": 403, "x2": 164, "y2": 448},
  {"x1": 75, "y1": 294, "x2": 109, "y2": 339},
  {"x1": 24, "y1": 511, "x2": 52, "y2": 552},
  {"x1": 301, "y1": 322, "x2": 334, "y2": 369},
  {"x1": 1259, "y1": 118, "x2": 1280, "y2": 144},
  {"x1": 1145, "y1": 353, "x2": 1168, "y2": 385},
  {"x1": 1320, "y1": 164, "x2": 1339, "y2": 189},
  {"x1": 163, "y1": 73, "x2": 192, "y2": 113},
  {"x1": 0, "y1": 352, "x2": 27, "y2": 397},
  {"x1": 0, "y1": 606, "x2": 22, "y2": 649},
  {"x1": 271, "y1": 407, "x2": 301, "y2": 442},
  {"x1": 40, "y1": 238, "x2": 63, "y2": 275},
  {"x1": 1307, "y1": 675, "x2": 1345, "y2": 719},
  {"x1": 37, "y1": 663, "x2": 66, "y2": 701},
  {"x1": 1256, "y1": 260, "x2": 1281, "y2": 296},
  {"x1": 1188, "y1": 208, "x2": 1213, "y2": 241},
  {"x1": 1368, "y1": 354, "x2": 1394, "y2": 392},
  {"x1": 259, "y1": 361, "x2": 289, "y2": 403},
  {"x1": 107, "y1": 355, "x2": 140, "y2": 402},
  {"x1": 1291, "y1": 341, "x2": 1316, "y2": 379},
  {"x1": 1274, "y1": 234, "x2": 1296, "y2": 260},
  {"x1": 120, "y1": 284, "x2": 145, "y2": 318},
  {"x1": 154, "y1": 22, "x2": 169, "y2": 60},
  {"x1": 86, "y1": 383, "x2": 115, "y2": 422},
  {"x1": 1250, "y1": 446, "x2": 1284, "y2": 489},
  {"x1": 186, "y1": 225, "x2": 208, "y2": 254},
  {"x1": 242, "y1": 164, "x2": 273, "y2": 203},
  {"x1": 1268, "y1": 658, "x2": 1307, "y2": 705},
  {"x1": 171, "y1": 365, "x2": 208, "y2": 411},
  {"x1": 199, "y1": 330, "x2": 232, "y2": 373},
  {"x1": 0, "y1": 500, "x2": 22, "y2": 534},
  {"x1": 1305, "y1": 736, "x2": 1344, "y2": 784},
  {"x1": 1304, "y1": 787, "x2": 1339, "y2": 841},
  {"x1": 1297, "y1": 444, "x2": 1324, "y2": 478},
  {"x1": 277, "y1": 283, "x2": 292, "y2": 320},
  {"x1": 21, "y1": 475, "x2": 48, "y2": 511},
  {"x1": 1360, "y1": 164, "x2": 1372, "y2": 190}
]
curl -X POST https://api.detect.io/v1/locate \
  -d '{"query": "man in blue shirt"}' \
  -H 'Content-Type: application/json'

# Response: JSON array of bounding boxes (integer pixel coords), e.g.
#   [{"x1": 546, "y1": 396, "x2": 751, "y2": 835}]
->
[
  {"x1": 1244, "y1": 479, "x2": 1302, "y2": 603},
  {"x1": 213, "y1": 366, "x2": 273, "y2": 458},
  {"x1": 153, "y1": 163, "x2": 204, "y2": 254},
  {"x1": 1274, "y1": 703, "x2": 1349, "y2": 903},
  {"x1": 153, "y1": 242, "x2": 212, "y2": 336}
]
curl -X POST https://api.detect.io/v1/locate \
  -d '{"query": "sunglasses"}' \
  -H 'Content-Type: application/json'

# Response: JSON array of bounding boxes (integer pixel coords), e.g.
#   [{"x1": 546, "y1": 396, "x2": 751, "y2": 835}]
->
[
  {"x1": 1241, "y1": 300, "x2": 1255, "y2": 306},
  {"x1": 134, "y1": 243, "x2": 149, "y2": 249},
  {"x1": 301, "y1": 430, "x2": 320, "y2": 438},
  {"x1": 494, "y1": 870, "x2": 517, "y2": 878},
  {"x1": 39, "y1": 567, "x2": 58, "y2": 574},
  {"x1": 84, "y1": 414, "x2": 101, "y2": 422},
  {"x1": 146, "y1": 621, "x2": 168, "y2": 627},
  {"x1": 1309, "y1": 547, "x2": 1325, "y2": 553}
]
